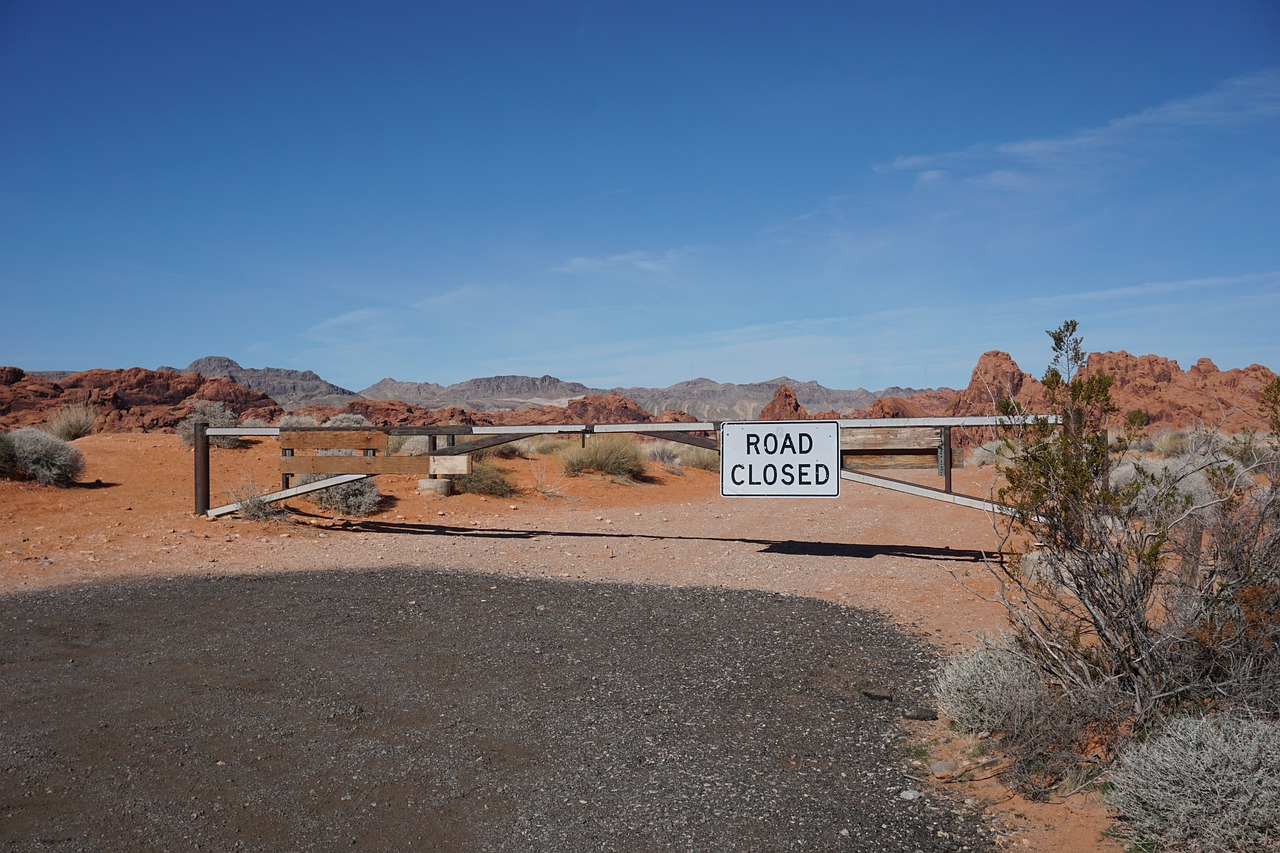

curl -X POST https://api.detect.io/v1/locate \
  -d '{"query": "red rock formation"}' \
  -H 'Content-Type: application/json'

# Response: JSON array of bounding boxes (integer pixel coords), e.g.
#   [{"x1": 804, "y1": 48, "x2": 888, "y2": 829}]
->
[
  {"x1": 944, "y1": 351, "x2": 1047, "y2": 418},
  {"x1": 934, "y1": 350, "x2": 1276, "y2": 433},
  {"x1": 0, "y1": 367, "x2": 282, "y2": 432},
  {"x1": 859, "y1": 397, "x2": 931, "y2": 419},
  {"x1": 758, "y1": 385, "x2": 809, "y2": 420}
]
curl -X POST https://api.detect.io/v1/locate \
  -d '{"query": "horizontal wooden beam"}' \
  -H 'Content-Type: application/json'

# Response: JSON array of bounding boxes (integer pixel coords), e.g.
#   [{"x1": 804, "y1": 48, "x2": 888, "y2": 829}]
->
[
  {"x1": 840, "y1": 426, "x2": 939, "y2": 451},
  {"x1": 279, "y1": 430, "x2": 389, "y2": 452}
]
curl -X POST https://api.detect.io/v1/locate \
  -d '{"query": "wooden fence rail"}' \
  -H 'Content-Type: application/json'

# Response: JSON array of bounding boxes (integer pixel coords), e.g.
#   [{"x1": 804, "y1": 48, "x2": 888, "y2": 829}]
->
[{"x1": 194, "y1": 416, "x2": 1056, "y2": 518}]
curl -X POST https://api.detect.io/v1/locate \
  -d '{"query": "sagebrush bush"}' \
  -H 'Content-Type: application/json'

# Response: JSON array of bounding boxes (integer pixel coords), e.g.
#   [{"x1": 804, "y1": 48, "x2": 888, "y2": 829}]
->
[
  {"x1": 1152, "y1": 429, "x2": 1191, "y2": 458},
  {"x1": 323, "y1": 413, "x2": 373, "y2": 427},
  {"x1": 398, "y1": 436, "x2": 433, "y2": 456},
  {"x1": 297, "y1": 449, "x2": 382, "y2": 515},
  {"x1": 935, "y1": 638, "x2": 1045, "y2": 734},
  {"x1": 277, "y1": 413, "x2": 319, "y2": 428},
  {"x1": 42, "y1": 405, "x2": 96, "y2": 441},
  {"x1": 226, "y1": 482, "x2": 286, "y2": 521},
  {"x1": 5, "y1": 427, "x2": 85, "y2": 486},
  {"x1": 453, "y1": 460, "x2": 517, "y2": 497},
  {"x1": 1106, "y1": 714, "x2": 1280, "y2": 852},
  {"x1": 176, "y1": 400, "x2": 242, "y2": 449},
  {"x1": 561, "y1": 435, "x2": 648, "y2": 480},
  {"x1": 239, "y1": 416, "x2": 270, "y2": 429},
  {"x1": 643, "y1": 441, "x2": 684, "y2": 474}
]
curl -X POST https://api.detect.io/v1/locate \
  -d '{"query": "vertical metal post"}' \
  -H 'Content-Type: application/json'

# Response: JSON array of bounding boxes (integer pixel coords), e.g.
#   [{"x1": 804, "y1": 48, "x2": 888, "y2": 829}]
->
[
  {"x1": 941, "y1": 426, "x2": 953, "y2": 494},
  {"x1": 429, "y1": 434, "x2": 439, "y2": 479},
  {"x1": 281, "y1": 447, "x2": 293, "y2": 491},
  {"x1": 194, "y1": 422, "x2": 210, "y2": 516}
]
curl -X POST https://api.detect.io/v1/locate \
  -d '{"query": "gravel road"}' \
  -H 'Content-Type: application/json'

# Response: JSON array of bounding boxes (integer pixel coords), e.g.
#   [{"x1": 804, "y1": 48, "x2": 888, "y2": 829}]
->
[{"x1": 2, "y1": 567, "x2": 994, "y2": 851}]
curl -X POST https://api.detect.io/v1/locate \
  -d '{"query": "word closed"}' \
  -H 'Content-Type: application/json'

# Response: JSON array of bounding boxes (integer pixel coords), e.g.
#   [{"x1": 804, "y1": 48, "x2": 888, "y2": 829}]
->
[{"x1": 720, "y1": 420, "x2": 841, "y2": 498}]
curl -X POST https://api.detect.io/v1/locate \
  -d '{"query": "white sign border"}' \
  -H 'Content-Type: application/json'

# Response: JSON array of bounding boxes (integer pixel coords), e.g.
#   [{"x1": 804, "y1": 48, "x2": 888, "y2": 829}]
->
[{"x1": 719, "y1": 420, "x2": 841, "y2": 499}]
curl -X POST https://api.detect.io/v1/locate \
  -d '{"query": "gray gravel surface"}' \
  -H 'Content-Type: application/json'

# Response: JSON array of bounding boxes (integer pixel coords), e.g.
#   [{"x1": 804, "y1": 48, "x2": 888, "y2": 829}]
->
[{"x1": 2, "y1": 568, "x2": 994, "y2": 851}]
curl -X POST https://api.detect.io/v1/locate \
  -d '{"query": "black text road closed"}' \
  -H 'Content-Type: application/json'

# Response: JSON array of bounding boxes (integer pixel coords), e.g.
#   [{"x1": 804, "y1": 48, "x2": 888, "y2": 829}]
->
[{"x1": 720, "y1": 421, "x2": 841, "y2": 498}]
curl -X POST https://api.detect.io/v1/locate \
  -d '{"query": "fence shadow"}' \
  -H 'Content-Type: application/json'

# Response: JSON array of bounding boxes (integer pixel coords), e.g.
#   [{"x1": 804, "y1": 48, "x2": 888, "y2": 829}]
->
[{"x1": 305, "y1": 515, "x2": 997, "y2": 563}]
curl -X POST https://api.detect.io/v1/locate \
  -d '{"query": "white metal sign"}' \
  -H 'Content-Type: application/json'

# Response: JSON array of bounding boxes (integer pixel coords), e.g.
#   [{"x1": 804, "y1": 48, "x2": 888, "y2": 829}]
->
[{"x1": 720, "y1": 420, "x2": 840, "y2": 498}]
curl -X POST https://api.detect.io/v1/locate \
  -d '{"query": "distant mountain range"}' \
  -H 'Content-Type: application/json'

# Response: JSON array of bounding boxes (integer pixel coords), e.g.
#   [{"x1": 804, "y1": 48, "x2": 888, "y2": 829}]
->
[{"x1": 164, "y1": 357, "x2": 933, "y2": 419}]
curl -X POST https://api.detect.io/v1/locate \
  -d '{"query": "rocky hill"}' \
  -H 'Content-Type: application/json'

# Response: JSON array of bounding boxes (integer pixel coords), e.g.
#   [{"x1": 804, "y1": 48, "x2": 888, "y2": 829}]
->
[
  {"x1": 857, "y1": 350, "x2": 1278, "y2": 435},
  {"x1": 162, "y1": 357, "x2": 359, "y2": 410},
  {"x1": 0, "y1": 367, "x2": 282, "y2": 432}
]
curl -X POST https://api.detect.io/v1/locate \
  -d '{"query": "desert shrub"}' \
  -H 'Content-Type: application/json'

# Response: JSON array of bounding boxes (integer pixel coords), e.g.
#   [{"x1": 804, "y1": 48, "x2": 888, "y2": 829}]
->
[
  {"x1": 644, "y1": 441, "x2": 684, "y2": 474},
  {"x1": 42, "y1": 405, "x2": 96, "y2": 441},
  {"x1": 5, "y1": 427, "x2": 84, "y2": 486},
  {"x1": 561, "y1": 435, "x2": 648, "y2": 480},
  {"x1": 935, "y1": 637, "x2": 1045, "y2": 734},
  {"x1": 677, "y1": 445, "x2": 721, "y2": 472},
  {"x1": 323, "y1": 413, "x2": 373, "y2": 427},
  {"x1": 1152, "y1": 429, "x2": 1192, "y2": 458},
  {"x1": 452, "y1": 460, "x2": 517, "y2": 497},
  {"x1": 0, "y1": 432, "x2": 15, "y2": 478},
  {"x1": 398, "y1": 436, "x2": 434, "y2": 456},
  {"x1": 176, "y1": 400, "x2": 242, "y2": 449},
  {"x1": 1106, "y1": 714, "x2": 1280, "y2": 852},
  {"x1": 521, "y1": 435, "x2": 576, "y2": 456},
  {"x1": 277, "y1": 413, "x2": 319, "y2": 428},
  {"x1": 970, "y1": 439, "x2": 1016, "y2": 467},
  {"x1": 297, "y1": 449, "x2": 382, "y2": 516},
  {"x1": 239, "y1": 416, "x2": 270, "y2": 429},
  {"x1": 225, "y1": 482, "x2": 286, "y2": 521},
  {"x1": 984, "y1": 320, "x2": 1280, "y2": 799}
]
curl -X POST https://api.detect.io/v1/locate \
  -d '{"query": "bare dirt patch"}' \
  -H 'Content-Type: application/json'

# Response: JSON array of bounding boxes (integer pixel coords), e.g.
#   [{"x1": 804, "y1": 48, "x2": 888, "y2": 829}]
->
[{"x1": 1, "y1": 435, "x2": 1121, "y2": 850}]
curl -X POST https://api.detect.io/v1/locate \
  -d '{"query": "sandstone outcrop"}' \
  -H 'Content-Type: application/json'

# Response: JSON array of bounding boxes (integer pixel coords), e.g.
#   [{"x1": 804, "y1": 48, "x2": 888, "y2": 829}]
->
[
  {"x1": 758, "y1": 385, "x2": 809, "y2": 421},
  {"x1": 0, "y1": 367, "x2": 282, "y2": 432}
]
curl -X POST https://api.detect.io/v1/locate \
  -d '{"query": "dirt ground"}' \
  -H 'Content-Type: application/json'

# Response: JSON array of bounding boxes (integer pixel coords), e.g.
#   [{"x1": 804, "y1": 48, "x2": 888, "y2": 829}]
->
[{"x1": 1, "y1": 434, "x2": 1123, "y2": 851}]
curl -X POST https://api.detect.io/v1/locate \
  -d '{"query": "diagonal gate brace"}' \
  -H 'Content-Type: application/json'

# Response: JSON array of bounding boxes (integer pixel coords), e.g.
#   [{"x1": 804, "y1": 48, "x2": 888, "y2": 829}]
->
[{"x1": 206, "y1": 474, "x2": 369, "y2": 518}]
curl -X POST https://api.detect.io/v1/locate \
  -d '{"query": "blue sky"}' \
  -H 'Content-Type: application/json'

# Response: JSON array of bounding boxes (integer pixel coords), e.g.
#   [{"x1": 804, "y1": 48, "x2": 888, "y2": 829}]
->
[{"x1": 3, "y1": 1, "x2": 1278, "y2": 393}]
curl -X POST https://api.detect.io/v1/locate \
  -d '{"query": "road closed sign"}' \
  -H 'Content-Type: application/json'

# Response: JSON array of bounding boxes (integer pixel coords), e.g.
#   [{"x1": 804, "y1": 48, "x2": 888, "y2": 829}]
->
[{"x1": 720, "y1": 420, "x2": 841, "y2": 498}]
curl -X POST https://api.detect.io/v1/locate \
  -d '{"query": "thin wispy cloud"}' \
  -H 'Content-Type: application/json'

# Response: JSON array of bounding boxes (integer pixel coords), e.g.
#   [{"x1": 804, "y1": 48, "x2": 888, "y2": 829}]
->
[
  {"x1": 883, "y1": 68, "x2": 1280, "y2": 188},
  {"x1": 1028, "y1": 271, "x2": 1280, "y2": 306},
  {"x1": 553, "y1": 247, "x2": 693, "y2": 278}
]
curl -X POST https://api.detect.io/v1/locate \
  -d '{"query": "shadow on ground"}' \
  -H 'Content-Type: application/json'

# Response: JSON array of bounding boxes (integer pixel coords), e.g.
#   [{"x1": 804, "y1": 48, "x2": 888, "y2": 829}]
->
[{"x1": 1, "y1": 569, "x2": 994, "y2": 851}]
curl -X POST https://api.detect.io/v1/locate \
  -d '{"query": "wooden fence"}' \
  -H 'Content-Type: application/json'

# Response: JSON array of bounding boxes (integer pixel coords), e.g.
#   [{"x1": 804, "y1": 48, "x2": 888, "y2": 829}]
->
[{"x1": 194, "y1": 417, "x2": 1053, "y2": 519}]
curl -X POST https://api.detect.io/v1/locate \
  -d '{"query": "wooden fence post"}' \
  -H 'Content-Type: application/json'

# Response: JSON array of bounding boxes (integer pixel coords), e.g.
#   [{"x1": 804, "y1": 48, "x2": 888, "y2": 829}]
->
[{"x1": 194, "y1": 422, "x2": 210, "y2": 516}]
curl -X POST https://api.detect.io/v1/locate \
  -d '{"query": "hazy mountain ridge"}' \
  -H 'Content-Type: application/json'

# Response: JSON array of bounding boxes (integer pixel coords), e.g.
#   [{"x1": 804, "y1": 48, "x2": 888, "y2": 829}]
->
[
  {"x1": 360, "y1": 373, "x2": 929, "y2": 420},
  {"x1": 158, "y1": 357, "x2": 360, "y2": 410}
]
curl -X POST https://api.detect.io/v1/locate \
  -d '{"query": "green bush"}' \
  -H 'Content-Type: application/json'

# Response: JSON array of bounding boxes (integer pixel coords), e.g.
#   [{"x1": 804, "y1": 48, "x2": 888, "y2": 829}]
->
[
  {"x1": 561, "y1": 435, "x2": 648, "y2": 480},
  {"x1": 277, "y1": 413, "x2": 319, "y2": 428},
  {"x1": 0, "y1": 432, "x2": 17, "y2": 478},
  {"x1": 42, "y1": 405, "x2": 96, "y2": 441},
  {"x1": 1106, "y1": 714, "x2": 1280, "y2": 852},
  {"x1": 5, "y1": 427, "x2": 85, "y2": 486},
  {"x1": 453, "y1": 461, "x2": 517, "y2": 497},
  {"x1": 176, "y1": 400, "x2": 242, "y2": 449}
]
